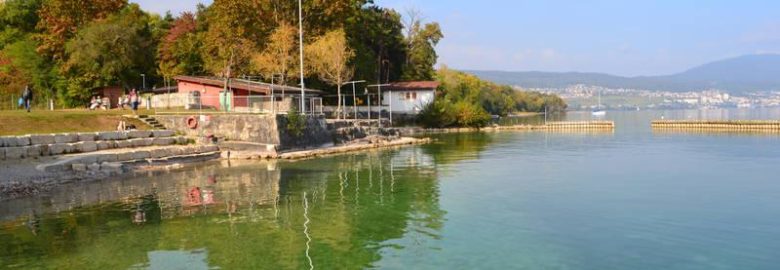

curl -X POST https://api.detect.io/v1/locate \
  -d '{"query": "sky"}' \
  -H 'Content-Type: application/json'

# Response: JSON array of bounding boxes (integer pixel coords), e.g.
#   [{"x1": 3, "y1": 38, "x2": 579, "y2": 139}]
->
[{"x1": 130, "y1": 0, "x2": 780, "y2": 77}]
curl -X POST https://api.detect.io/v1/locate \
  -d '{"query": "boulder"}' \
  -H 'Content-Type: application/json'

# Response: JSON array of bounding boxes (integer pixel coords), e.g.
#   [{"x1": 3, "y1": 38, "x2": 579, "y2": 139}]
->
[
  {"x1": 129, "y1": 138, "x2": 146, "y2": 148},
  {"x1": 4, "y1": 136, "x2": 31, "y2": 147},
  {"x1": 29, "y1": 134, "x2": 56, "y2": 145},
  {"x1": 131, "y1": 151, "x2": 151, "y2": 160},
  {"x1": 87, "y1": 163, "x2": 101, "y2": 171},
  {"x1": 152, "y1": 137, "x2": 175, "y2": 146},
  {"x1": 25, "y1": 145, "x2": 43, "y2": 158},
  {"x1": 116, "y1": 152, "x2": 134, "y2": 161},
  {"x1": 100, "y1": 162, "x2": 124, "y2": 174},
  {"x1": 72, "y1": 163, "x2": 87, "y2": 172},
  {"x1": 127, "y1": 130, "x2": 152, "y2": 139},
  {"x1": 142, "y1": 138, "x2": 155, "y2": 146},
  {"x1": 48, "y1": 143, "x2": 72, "y2": 155},
  {"x1": 97, "y1": 131, "x2": 127, "y2": 141},
  {"x1": 75, "y1": 141, "x2": 98, "y2": 153},
  {"x1": 152, "y1": 130, "x2": 175, "y2": 138},
  {"x1": 96, "y1": 141, "x2": 114, "y2": 150},
  {"x1": 168, "y1": 147, "x2": 184, "y2": 156},
  {"x1": 115, "y1": 140, "x2": 133, "y2": 148},
  {"x1": 54, "y1": 133, "x2": 79, "y2": 144},
  {"x1": 78, "y1": 133, "x2": 97, "y2": 141},
  {"x1": 0, "y1": 148, "x2": 4, "y2": 160},
  {"x1": 72, "y1": 155, "x2": 98, "y2": 165},
  {"x1": 176, "y1": 136, "x2": 189, "y2": 145},
  {"x1": 96, "y1": 153, "x2": 118, "y2": 163},
  {"x1": 0, "y1": 136, "x2": 6, "y2": 147},
  {"x1": 150, "y1": 148, "x2": 171, "y2": 159}
]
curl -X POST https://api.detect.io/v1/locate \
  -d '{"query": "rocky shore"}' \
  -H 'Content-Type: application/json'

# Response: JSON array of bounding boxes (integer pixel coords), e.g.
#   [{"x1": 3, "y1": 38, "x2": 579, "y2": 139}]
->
[{"x1": 1, "y1": 132, "x2": 431, "y2": 200}]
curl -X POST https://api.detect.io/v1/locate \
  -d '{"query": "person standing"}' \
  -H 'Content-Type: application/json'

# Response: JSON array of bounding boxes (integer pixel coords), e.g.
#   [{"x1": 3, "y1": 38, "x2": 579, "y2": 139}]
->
[
  {"x1": 129, "y1": 88, "x2": 139, "y2": 114},
  {"x1": 22, "y1": 85, "x2": 32, "y2": 113}
]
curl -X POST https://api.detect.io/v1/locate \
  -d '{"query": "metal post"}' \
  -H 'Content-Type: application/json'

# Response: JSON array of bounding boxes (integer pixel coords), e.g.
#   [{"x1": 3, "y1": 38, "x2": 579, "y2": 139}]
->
[
  {"x1": 271, "y1": 75, "x2": 275, "y2": 115},
  {"x1": 367, "y1": 89, "x2": 371, "y2": 120},
  {"x1": 389, "y1": 90, "x2": 393, "y2": 126},
  {"x1": 297, "y1": 0, "x2": 305, "y2": 115},
  {"x1": 352, "y1": 83, "x2": 357, "y2": 120},
  {"x1": 141, "y1": 74, "x2": 146, "y2": 91}
]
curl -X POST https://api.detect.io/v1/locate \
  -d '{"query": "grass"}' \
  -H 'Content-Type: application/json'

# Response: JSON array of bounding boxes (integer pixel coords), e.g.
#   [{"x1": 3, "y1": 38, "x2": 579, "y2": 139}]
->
[{"x1": 0, "y1": 109, "x2": 153, "y2": 136}]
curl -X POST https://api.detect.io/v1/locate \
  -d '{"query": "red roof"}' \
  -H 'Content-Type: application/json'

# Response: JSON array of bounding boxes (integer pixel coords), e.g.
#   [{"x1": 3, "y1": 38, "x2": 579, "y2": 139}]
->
[{"x1": 384, "y1": 81, "x2": 440, "y2": 91}]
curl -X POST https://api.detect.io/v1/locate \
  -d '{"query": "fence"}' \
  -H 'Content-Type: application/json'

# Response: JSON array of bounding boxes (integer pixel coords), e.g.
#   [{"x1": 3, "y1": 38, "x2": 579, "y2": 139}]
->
[
  {"x1": 155, "y1": 94, "x2": 323, "y2": 115},
  {"x1": 0, "y1": 94, "x2": 59, "y2": 111}
]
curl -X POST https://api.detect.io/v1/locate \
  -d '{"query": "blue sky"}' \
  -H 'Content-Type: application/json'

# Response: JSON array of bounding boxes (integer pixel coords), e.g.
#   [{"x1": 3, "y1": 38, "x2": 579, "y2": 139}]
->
[{"x1": 130, "y1": 0, "x2": 780, "y2": 76}]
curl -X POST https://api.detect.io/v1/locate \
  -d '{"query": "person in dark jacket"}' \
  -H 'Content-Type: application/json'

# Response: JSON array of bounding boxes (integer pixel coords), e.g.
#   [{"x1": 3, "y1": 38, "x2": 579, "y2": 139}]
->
[{"x1": 22, "y1": 85, "x2": 32, "y2": 112}]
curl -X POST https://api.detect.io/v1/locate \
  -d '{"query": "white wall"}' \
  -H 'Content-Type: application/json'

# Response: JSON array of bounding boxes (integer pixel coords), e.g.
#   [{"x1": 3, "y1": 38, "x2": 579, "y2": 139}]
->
[{"x1": 382, "y1": 90, "x2": 435, "y2": 114}]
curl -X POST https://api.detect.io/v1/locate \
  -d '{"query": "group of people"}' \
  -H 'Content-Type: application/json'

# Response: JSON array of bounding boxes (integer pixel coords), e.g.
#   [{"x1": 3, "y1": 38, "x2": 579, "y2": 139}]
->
[
  {"x1": 16, "y1": 85, "x2": 143, "y2": 113},
  {"x1": 116, "y1": 89, "x2": 141, "y2": 112},
  {"x1": 88, "y1": 89, "x2": 141, "y2": 113}
]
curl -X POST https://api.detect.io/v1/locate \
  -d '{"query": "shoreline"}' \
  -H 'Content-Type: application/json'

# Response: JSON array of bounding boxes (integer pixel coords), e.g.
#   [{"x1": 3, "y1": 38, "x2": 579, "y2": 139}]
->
[
  {"x1": 0, "y1": 121, "x2": 612, "y2": 201},
  {"x1": 0, "y1": 136, "x2": 432, "y2": 201}
]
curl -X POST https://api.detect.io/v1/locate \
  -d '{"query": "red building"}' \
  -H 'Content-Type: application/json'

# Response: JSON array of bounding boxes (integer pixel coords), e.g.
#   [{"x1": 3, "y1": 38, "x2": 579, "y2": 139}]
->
[{"x1": 175, "y1": 76, "x2": 323, "y2": 111}]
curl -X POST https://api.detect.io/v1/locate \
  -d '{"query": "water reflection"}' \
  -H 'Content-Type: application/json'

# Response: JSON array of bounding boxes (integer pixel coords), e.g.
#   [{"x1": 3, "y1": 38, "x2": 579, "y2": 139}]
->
[{"x1": 0, "y1": 147, "x2": 446, "y2": 269}]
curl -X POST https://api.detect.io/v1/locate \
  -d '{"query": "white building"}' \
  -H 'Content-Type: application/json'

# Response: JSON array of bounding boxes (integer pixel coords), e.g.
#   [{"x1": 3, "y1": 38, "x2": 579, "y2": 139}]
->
[{"x1": 382, "y1": 81, "x2": 439, "y2": 114}]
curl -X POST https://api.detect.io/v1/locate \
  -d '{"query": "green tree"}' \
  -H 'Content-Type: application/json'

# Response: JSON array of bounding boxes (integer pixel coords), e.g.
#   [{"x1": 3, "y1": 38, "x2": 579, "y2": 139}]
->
[
  {"x1": 200, "y1": 0, "x2": 269, "y2": 77},
  {"x1": 346, "y1": 6, "x2": 406, "y2": 85},
  {"x1": 158, "y1": 12, "x2": 204, "y2": 80},
  {"x1": 35, "y1": 0, "x2": 127, "y2": 61},
  {"x1": 61, "y1": 4, "x2": 156, "y2": 105},
  {"x1": 401, "y1": 11, "x2": 443, "y2": 81}
]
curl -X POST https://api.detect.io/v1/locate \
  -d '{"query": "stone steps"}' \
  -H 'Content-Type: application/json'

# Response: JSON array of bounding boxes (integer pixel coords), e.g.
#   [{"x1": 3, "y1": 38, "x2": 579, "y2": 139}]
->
[
  {"x1": 136, "y1": 115, "x2": 166, "y2": 129},
  {"x1": 36, "y1": 145, "x2": 220, "y2": 173},
  {"x1": 1, "y1": 130, "x2": 185, "y2": 160}
]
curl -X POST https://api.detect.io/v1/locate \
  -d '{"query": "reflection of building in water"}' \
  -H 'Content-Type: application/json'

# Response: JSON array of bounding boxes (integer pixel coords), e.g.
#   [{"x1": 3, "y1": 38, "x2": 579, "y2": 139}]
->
[
  {"x1": 391, "y1": 147, "x2": 436, "y2": 171},
  {"x1": 0, "y1": 153, "x2": 446, "y2": 269},
  {"x1": 0, "y1": 161, "x2": 282, "y2": 222}
]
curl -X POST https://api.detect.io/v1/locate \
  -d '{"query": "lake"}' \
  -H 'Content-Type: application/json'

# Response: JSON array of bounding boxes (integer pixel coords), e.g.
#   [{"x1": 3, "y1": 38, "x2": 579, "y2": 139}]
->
[{"x1": 2, "y1": 109, "x2": 780, "y2": 269}]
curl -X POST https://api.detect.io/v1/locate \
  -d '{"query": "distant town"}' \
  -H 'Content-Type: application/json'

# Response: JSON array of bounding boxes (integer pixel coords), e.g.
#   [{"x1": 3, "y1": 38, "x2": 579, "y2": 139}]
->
[{"x1": 525, "y1": 84, "x2": 780, "y2": 110}]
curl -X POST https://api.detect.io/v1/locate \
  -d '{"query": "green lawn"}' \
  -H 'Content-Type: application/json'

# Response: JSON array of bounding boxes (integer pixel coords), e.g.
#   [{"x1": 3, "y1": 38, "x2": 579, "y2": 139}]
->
[{"x1": 0, "y1": 109, "x2": 153, "y2": 136}]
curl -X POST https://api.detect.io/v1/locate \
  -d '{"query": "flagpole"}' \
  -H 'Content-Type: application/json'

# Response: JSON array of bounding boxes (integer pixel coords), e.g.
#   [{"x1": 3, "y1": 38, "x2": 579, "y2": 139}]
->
[{"x1": 298, "y1": 0, "x2": 306, "y2": 114}]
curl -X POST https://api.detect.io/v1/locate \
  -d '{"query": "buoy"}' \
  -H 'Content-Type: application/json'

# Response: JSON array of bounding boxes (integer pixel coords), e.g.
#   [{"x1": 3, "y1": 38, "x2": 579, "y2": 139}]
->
[{"x1": 186, "y1": 116, "x2": 198, "y2": 129}]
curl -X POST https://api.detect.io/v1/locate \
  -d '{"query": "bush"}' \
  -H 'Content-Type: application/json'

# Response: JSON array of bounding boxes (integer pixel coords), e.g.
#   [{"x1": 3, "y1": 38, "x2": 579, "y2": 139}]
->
[
  {"x1": 418, "y1": 99, "x2": 490, "y2": 128},
  {"x1": 286, "y1": 109, "x2": 306, "y2": 137}
]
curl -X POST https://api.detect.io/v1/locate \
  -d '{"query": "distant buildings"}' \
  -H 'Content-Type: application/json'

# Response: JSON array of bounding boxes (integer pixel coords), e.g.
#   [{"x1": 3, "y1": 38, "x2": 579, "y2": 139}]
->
[{"x1": 523, "y1": 84, "x2": 780, "y2": 110}]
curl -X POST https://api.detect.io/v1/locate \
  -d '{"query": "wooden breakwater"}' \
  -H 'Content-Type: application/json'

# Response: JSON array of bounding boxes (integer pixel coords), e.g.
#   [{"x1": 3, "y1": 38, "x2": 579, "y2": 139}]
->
[
  {"x1": 651, "y1": 120, "x2": 780, "y2": 132},
  {"x1": 399, "y1": 121, "x2": 615, "y2": 135},
  {"x1": 535, "y1": 121, "x2": 615, "y2": 130}
]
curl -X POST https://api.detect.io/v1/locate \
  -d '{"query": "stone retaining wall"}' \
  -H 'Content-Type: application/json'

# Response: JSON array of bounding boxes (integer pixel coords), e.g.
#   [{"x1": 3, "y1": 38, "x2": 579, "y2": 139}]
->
[
  {"x1": 36, "y1": 145, "x2": 220, "y2": 173},
  {"x1": 0, "y1": 130, "x2": 185, "y2": 160},
  {"x1": 155, "y1": 114, "x2": 332, "y2": 150}
]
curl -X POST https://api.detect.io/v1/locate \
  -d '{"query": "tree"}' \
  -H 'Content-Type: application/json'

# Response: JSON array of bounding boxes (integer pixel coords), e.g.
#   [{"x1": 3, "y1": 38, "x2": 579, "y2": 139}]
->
[
  {"x1": 346, "y1": 6, "x2": 406, "y2": 85},
  {"x1": 402, "y1": 17, "x2": 443, "y2": 81},
  {"x1": 201, "y1": 0, "x2": 269, "y2": 77},
  {"x1": 306, "y1": 29, "x2": 354, "y2": 119},
  {"x1": 158, "y1": 12, "x2": 204, "y2": 80},
  {"x1": 35, "y1": 0, "x2": 126, "y2": 60},
  {"x1": 61, "y1": 4, "x2": 155, "y2": 105},
  {"x1": 251, "y1": 22, "x2": 300, "y2": 87}
]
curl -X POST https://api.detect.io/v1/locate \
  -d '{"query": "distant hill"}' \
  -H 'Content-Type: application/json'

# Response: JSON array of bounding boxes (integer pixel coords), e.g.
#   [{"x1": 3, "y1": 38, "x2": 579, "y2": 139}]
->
[{"x1": 466, "y1": 54, "x2": 780, "y2": 93}]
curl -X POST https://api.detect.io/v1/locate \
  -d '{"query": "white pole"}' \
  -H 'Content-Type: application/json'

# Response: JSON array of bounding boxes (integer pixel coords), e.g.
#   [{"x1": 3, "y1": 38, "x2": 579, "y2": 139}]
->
[
  {"x1": 352, "y1": 82, "x2": 357, "y2": 120},
  {"x1": 378, "y1": 85, "x2": 382, "y2": 128},
  {"x1": 298, "y1": 0, "x2": 305, "y2": 115},
  {"x1": 389, "y1": 90, "x2": 393, "y2": 126}
]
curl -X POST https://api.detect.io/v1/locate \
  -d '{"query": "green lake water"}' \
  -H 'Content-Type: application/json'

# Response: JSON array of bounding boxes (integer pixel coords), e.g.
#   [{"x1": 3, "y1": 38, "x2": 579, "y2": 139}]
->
[{"x1": 2, "y1": 109, "x2": 780, "y2": 269}]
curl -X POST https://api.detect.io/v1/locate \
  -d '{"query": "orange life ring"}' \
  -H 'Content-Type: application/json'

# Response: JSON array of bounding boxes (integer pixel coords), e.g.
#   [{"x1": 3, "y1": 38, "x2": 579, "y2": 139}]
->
[{"x1": 186, "y1": 116, "x2": 198, "y2": 129}]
